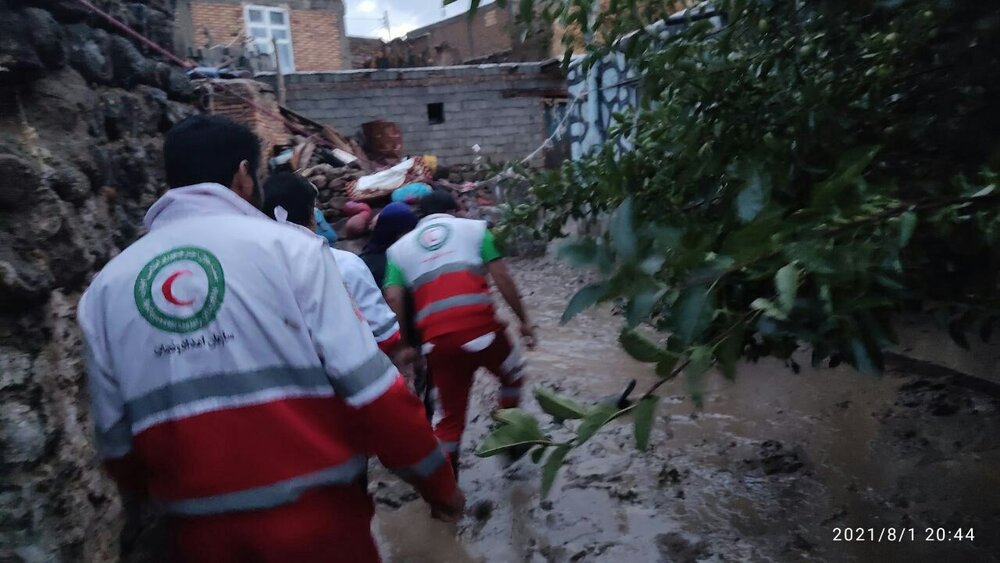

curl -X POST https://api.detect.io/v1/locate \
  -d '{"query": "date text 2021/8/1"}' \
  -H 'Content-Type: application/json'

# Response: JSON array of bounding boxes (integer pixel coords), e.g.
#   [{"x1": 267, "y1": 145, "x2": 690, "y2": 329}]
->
[{"x1": 832, "y1": 528, "x2": 975, "y2": 542}]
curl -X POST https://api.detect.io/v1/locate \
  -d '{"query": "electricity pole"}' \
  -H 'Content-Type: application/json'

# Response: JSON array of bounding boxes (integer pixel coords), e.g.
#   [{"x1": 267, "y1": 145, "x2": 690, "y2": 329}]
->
[{"x1": 383, "y1": 10, "x2": 391, "y2": 39}]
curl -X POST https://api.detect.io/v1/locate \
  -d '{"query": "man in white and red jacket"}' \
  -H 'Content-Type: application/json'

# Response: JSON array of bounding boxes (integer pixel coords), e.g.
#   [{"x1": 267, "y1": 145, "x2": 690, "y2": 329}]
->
[
  {"x1": 383, "y1": 192, "x2": 536, "y2": 475},
  {"x1": 78, "y1": 116, "x2": 461, "y2": 562},
  {"x1": 261, "y1": 172, "x2": 409, "y2": 365}
]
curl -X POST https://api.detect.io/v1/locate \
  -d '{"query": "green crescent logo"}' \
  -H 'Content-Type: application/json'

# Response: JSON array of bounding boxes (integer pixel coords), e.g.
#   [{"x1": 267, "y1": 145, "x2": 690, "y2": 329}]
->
[
  {"x1": 134, "y1": 246, "x2": 225, "y2": 334},
  {"x1": 417, "y1": 223, "x2": 452, "y2": 251}
]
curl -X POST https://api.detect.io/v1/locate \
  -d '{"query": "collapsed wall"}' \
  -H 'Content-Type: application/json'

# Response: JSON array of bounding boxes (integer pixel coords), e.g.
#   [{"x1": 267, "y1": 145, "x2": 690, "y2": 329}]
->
[{"x1": 0, "y1": 0, "x2": 196, "y2": 560}]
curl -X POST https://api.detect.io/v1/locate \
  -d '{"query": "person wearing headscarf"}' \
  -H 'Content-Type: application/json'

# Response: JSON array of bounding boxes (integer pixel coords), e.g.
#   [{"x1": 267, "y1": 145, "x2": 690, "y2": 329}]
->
[{"x1": 360, "y1": 202, "x2": 419, "y2": 287}]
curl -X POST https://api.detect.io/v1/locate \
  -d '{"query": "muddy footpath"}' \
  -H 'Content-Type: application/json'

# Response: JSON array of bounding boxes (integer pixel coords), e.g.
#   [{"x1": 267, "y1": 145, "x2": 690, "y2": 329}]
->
[{"x1": 372, "y1": 257, "x2": 1000, "y2": 563}]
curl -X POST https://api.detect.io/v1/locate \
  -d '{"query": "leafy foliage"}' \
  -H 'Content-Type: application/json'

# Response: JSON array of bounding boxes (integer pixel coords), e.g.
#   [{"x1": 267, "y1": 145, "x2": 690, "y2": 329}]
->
[{"x1": 478, "y1": 0, "x2": 1000, "y2": 494}]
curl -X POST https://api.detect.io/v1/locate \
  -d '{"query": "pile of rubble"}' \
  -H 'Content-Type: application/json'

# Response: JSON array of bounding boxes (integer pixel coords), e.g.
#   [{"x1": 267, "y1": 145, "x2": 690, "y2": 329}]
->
[{"x1": 193, "y1": 78, "x2": 504, "y2": 241}]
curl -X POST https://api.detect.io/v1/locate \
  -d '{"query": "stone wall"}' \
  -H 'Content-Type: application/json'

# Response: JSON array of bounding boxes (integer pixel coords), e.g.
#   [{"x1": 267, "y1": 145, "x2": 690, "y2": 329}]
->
[
  {"x1": 269, "y1": 62, "x2": 565, "y2": 164},
  {"x1": 0, "y1": 0, "x2": 196, "y2": 560}
]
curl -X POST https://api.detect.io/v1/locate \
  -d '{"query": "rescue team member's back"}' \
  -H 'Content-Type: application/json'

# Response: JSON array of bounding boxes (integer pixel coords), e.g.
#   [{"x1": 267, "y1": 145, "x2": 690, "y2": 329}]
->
[{"x1": 77, "y1": 115, "x2": 462, "y2": 562}]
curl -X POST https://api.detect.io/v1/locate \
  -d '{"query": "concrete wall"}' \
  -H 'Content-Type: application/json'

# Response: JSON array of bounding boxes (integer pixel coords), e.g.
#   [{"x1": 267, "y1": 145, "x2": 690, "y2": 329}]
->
[{"x1": 272, "y1": 63, "x2": 565, "y2": 164}]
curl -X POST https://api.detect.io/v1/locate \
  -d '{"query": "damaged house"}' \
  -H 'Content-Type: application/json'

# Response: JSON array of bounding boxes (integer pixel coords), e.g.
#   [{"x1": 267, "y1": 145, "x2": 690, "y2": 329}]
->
[{"x1": 174, "y1": 0, "x2": 350, "y2": 72}]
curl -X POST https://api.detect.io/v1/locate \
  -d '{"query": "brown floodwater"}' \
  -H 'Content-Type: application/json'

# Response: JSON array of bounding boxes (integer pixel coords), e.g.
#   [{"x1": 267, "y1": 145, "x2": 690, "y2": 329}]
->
[{"x1": 371, "y1": 257, "x2": 1000, "y2": 563}]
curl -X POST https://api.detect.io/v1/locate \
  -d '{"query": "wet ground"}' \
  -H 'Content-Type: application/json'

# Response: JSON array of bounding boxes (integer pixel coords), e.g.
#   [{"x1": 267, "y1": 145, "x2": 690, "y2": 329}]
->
[{"x1": 371, "y1": 257, "x2": 1000, "y2": 563}]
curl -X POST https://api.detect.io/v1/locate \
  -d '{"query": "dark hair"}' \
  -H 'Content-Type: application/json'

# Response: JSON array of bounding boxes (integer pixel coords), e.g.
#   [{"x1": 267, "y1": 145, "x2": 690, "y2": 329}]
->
[
  {"x1": 432, "y1": 165, "x2": 451, "y2": 181},
  {"x1": 163, "y1": 115, "x2": 261, "y2": 190},
  {"x1": 261, "y1": 172, "x2": 317, "y2": 227},
  {"x1": 419, "y1": 191, "x2": 459, "y2": 216}
]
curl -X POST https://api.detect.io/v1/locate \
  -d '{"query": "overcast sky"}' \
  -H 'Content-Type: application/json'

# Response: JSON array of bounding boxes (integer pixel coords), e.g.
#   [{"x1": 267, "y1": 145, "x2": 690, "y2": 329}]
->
[{"x1": 343, "y1": 0, "x2": 495, "y2": 40}]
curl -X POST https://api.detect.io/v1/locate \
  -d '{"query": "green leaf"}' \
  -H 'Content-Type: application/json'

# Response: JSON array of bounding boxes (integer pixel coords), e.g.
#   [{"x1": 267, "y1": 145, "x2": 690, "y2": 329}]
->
[
  {"x1": 575, "y1": 404, "x2": 617, "y2": 446},
  {"x1": 541, "y1": 445, "x2": 571, "y2": 498},
  {"x1": 518, "y1": 0, "x2": 533, "y2": 24},
  {"x1": 558, "y1": 238, "x2": 598, "y2": 267},
  {"x1": 849, "y1": 338, "x2": 880, "y2": 376},
  {"x1": 898, "y1": 211, "x2": 917, "y2": 248},
  {"x1": 811, "y1": 146, "x2": 880, "y2": 208},
  {"x1": 750, "y1": 298, "x2": 788, "y2": 320},
  {"x1": 625, "y1": 289, "x2": 663, "y2": 328},
  {"x1": 969, "y1": 185, "x2": 995, "y2": 198},
  {"x1": 619, "y1": 328, "x2": 663, "y2": 363},
  {"x1": 561, "y1": 283, "x2": 605, "y2": 324},
  {"x1": 655, "y1": 353, "x2": 681, "y2": 377},
  {"x1": 534, "y1": 388, "x2": 588, "y2": 420},
  {"x1": 492, "y1": 408, "x2": 540, "y2": 429},
  {"x1": 477, "y1": 409, "x2": 547, "y2": 457},
  {"x1": 685, "y1": 346, "x2": 713, "y2": 406},
  {"x1": 530, "y1": 445, "x2": 547, "y2": 464},
  {"x1": 671, "y1": 286, "x2": 713, "y2": 345},
  {"x1": 774, "y1": 263, "x2": 800, "y2": 313},
  {"x1": 611, "y1": 197, "x2": 638, "y2": 260},
  {"x1": 633, "y1": 396, "x2": 659, "y2": 451},
  {"x1": 715, "y1": 321, "x2": 746, "y2": 380},
  {"x1": 735, "y1": 165, "x2": 770, "y2": 223}
]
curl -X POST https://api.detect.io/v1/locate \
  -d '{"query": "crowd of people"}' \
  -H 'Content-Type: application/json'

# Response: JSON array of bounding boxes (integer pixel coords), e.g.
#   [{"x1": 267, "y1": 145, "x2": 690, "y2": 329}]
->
[{"x1": 77, "y1": 115, "x2": 536, "y2": 561}]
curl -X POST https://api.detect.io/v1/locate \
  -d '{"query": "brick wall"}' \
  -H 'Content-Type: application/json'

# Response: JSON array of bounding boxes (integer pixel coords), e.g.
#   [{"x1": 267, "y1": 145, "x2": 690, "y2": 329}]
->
[
  {"x1": 184, "y1": 1, "x2": 347, "y2": 71},
  {"x1": 348, "y1": 35, "x2": 384, "y2": 69},
  {"x1": 290, "y1": 9, "x2": 343, "y2": 71},
  {"x1": 267, "y1": 63, "x2": 565, "y2": 164},
  {"x1": 190, "y1": 2, "x2": 244, "y2": 51},
  {"x1": 406, "y1": 3, "x2": 514, "y2": 62}
]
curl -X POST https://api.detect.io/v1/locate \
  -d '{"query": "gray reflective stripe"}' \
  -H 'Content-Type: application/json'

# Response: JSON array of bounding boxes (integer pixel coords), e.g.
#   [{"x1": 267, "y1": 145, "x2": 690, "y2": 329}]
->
[
  {"x1": 415, "y1": 294, "x2": 493, "y2": 323},
  {"x1": 162, "y1": 456, "x2": 368, "y2": 516},
  {"x1": 128, "y1": 366, "x2": 330, "y2": 426},
  {"x1": 439, "y1": 440, "x2": 459, "y2": 453},
  {"x1": 411, "y1": 262, "x2": 486, "y2": 291},
  {"x1": 372, "y1": 317, "x2": 398, "y2": 339},
  {"x1": 330, "y1": 352, "x2": 395, "y2": 400},
  {"x1": 391, "y1": 447, "x2": 447, "y2": 482},
  {"x1": 97, "y1": 417, "x2": 133, "y2": 458}
]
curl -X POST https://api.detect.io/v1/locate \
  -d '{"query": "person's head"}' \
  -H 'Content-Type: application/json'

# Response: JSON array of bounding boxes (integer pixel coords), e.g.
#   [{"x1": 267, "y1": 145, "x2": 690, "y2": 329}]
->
[
  {"x1": 163, "y1": 115, "x2": 262, "y2": 205},
  {"x1": 369, "y1": 202, "x2": 419, "y2": 249},
  {"x1": 419, "y1": 191, "x2": 459, "y2": 217},
  {"x1": 261, "y1": 172, "x2": 317, "y2": 230},
  {"x1": 432, "y1": 165, "x2": 451, "y2": 181}
]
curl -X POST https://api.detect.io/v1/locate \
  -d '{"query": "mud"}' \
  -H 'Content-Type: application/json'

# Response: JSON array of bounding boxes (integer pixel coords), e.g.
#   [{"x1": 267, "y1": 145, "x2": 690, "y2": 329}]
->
[{"x1": 371, "y1": 256, "x2": 1000, "y2": 563}]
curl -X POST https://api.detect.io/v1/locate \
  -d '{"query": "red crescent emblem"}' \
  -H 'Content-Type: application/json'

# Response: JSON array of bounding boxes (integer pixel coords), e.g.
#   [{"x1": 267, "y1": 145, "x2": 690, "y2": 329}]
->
[{"x1": 162, "y1": 270, "x2": 195, "y2": 306}]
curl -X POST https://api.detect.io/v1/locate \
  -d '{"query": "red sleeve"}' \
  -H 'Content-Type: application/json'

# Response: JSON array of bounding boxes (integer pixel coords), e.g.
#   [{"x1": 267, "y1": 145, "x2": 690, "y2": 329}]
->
[
  {"x1": 355, "y1": 376, "x2": 456, "y2": 504},
  {"x1": 377, "y1": 331, "x2": 402, "y2": 355}
]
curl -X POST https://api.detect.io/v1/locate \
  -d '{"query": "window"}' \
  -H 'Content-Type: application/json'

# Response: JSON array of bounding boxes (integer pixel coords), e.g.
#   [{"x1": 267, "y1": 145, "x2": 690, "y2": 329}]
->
[
  {"x1": 427, "y1": 103, "x2": 445, "y2": 125},
  {"x1": 484, "y1": 10, "x2": 497, "y2": 27},
  {"x1": 245, "y1": 5, "x2": 294, "y2": 73}
]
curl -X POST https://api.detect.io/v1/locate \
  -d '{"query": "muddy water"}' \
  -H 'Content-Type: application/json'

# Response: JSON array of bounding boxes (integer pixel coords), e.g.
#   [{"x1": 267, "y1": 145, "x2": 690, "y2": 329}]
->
[{"x1": 372, "y1": 257, "x2": 1000, "y2": 563}]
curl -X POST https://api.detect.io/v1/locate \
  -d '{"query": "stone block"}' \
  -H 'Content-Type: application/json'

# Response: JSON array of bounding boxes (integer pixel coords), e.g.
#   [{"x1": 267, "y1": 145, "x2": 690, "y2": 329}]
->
[{"x1": 0, "y1": 403, "x2": 46, "y2": 465}]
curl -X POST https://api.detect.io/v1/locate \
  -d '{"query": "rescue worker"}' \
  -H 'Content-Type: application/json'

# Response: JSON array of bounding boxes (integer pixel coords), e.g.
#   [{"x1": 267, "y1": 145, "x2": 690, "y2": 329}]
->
[
  {"x1": 261, "y1": 173, "x2": 406, "y2": 360},
  {"x1": 78, "y1": 115, "x2": 462, "y2": 563},
  {"x1": 383, "y1": 191, "x2": 536, "y2": 474}
]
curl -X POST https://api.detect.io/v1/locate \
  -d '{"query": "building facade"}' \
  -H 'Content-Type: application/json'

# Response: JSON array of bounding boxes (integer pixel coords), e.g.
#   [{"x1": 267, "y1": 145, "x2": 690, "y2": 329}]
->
[
  {"x1": 175, "y1": 0, "x2": 349, "y2": 72},
  {"x1": 268, "y1": 62, "x2": 566, "y2": 164}
]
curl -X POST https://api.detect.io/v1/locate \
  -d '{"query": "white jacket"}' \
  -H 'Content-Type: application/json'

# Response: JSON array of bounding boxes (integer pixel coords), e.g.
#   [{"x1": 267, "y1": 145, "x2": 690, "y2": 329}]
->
[
  {"x1": 79, "y1": 183, "x2": 395, "y2": 460},
  {"x1": 332, "y1": 249, "x2": 399, "y2": 346}
]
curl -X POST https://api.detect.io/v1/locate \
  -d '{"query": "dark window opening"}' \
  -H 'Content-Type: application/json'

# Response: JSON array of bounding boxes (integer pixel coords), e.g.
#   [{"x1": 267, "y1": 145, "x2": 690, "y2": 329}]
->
[{"x1": 427, "y1": 102, "x2": 445, "y2": 125}]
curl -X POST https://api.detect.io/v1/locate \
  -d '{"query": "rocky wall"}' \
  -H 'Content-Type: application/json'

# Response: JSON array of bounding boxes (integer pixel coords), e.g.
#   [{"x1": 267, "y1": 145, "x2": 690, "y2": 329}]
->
[{"x1": 0, "y1": 0, "x2": 196, "y2": 560}]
